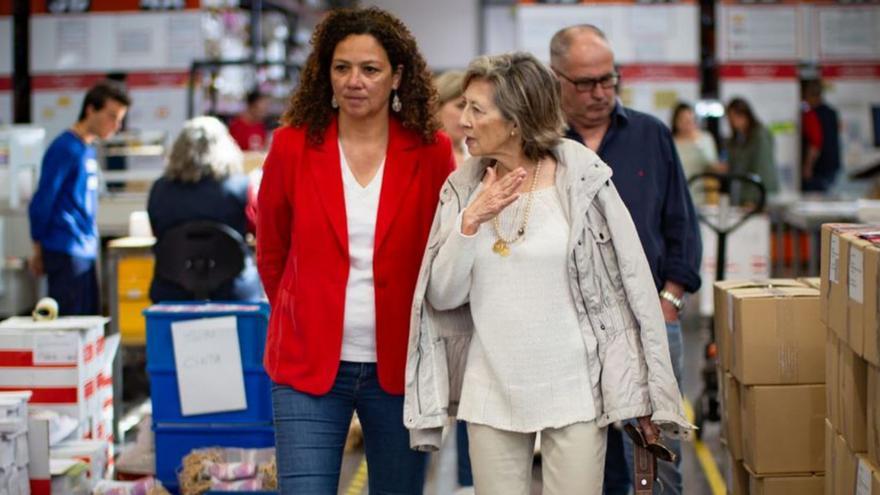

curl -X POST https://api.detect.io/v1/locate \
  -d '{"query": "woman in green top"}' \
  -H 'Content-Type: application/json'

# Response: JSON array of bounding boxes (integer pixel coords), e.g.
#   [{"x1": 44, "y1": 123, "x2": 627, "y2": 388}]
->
[{"x1": 725, "y1": 97, "x2": 778, "y2": 205}]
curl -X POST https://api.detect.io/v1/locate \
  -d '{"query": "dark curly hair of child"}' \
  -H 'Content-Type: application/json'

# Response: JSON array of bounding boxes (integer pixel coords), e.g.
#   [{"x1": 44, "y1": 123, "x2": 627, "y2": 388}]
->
[{"x1": 281, "y1": 7, "x2": 440, "y2": 145}]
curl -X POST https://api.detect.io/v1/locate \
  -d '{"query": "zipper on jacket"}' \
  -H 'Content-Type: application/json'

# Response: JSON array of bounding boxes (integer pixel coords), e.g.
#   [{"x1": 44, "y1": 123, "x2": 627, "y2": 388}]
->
[
  {"x1": 571, "y1": 251, "x2": 589, "y2": 315},
  {"x1": 572, "y1": 251, "x2": 607, "y2": 332},
  {"x1": 415, "y1": 345, "x2": 423, "y2": 415}
]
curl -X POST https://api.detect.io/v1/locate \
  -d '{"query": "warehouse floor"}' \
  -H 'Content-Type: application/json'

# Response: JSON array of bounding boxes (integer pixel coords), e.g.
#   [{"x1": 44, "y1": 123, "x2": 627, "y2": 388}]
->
[{"x1": 336, "y1": 306, "x2": 728, "y2": 495}]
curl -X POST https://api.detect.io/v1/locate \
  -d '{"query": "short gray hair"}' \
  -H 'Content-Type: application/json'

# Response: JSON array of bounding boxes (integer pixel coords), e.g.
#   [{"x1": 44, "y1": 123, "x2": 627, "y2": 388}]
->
[
  {"x1": 550, "y1": 24, "x2": 608, "y2": 65},
  {"x1": 463, "y1": 52, "x2": 564, "y2": 162},
  {"x1": 164, "y1": 116, "x2": 243, "y2": 183}
]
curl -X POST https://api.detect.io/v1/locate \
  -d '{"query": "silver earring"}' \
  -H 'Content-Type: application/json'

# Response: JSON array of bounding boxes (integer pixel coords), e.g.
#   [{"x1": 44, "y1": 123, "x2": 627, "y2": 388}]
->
[
  {"x1": 331, "y1": 95, "x2": 338, "y2": 109},
  {"x1": 391, "y1": 91, "x2": 402, "y2": 112}
]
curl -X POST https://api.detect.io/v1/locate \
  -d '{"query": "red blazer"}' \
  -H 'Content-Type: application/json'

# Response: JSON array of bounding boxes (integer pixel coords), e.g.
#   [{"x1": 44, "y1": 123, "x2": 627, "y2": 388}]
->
[{"x1": 257, "y1": 117, "x2": 455, "y2": 395}]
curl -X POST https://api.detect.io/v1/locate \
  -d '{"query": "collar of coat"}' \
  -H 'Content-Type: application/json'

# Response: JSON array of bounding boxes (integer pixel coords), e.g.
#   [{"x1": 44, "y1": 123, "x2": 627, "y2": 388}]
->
[{"x1": 444, "y1": 138, "x2": 614, "y2": 221}]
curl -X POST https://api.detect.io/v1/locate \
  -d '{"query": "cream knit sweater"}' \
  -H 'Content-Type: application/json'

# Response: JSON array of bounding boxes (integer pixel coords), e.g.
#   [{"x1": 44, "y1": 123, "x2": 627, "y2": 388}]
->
[{"x1": 427, "y1": 187, "x2": 597, "y2": 432}]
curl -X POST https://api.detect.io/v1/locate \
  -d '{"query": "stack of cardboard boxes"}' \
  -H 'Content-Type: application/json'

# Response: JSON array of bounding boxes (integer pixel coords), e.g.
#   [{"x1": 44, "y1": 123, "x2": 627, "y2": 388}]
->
[
  {"x1": 714, "y1": 278, "x2": 826, "y2": 494},
  {"x1": 0, "y1": 391, "x2": 31, "y2": 495},
  {"x1": 0, "y1": 317, "x2": 118, "y2": 494},
  {"x1": 821, "y1": 224, "x2": 880, "y2": 494}
]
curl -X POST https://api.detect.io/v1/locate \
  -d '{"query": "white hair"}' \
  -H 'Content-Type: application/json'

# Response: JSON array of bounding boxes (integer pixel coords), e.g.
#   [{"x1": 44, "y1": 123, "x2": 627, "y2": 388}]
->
[{"x1": 164, "y1": 116, "x2": 243, "y2": 183}]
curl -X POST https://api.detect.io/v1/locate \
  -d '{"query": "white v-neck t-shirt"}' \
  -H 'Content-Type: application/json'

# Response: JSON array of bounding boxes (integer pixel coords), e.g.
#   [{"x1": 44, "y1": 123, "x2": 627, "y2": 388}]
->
[{"x1": 339, "y1": 141, "x2": 385, "y2": 362}]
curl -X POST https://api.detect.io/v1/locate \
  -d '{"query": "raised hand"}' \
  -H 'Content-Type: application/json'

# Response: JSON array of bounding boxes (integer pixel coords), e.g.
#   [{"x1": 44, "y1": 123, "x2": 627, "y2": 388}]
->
[{"x1": 461, "y1": 166, "x2": 526, "y2": 235}]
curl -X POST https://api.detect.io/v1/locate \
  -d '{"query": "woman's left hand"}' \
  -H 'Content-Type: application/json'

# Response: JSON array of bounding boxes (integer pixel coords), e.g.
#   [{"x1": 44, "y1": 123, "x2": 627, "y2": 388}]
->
[{"x1": 636, "y1": 416, "x2": 660, "y2": 444}]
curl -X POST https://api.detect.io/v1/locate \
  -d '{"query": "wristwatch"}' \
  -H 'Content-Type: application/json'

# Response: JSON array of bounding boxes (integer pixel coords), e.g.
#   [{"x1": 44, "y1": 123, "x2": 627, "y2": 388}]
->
[{"x1": 659, "y1": 290, "x2": 684, "y2": 312}]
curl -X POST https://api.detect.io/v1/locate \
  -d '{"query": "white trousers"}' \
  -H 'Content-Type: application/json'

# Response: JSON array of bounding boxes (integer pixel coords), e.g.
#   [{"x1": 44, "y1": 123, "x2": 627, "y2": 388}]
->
[{"x1": 467, "y1": 421, "x2": 607, "y2": 495}]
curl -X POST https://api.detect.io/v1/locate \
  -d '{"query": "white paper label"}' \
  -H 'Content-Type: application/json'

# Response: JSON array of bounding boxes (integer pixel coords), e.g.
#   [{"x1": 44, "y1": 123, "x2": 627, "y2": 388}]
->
[
  {"x1": 830, "y1": 235, "x2": 840, "y2": 284},
  {"x1": 171, "y1": 316, "x2": 246, "y2": 416},
  {"x1": 32, "y1": 334, "x2": 79, "y2": 365},
  {"x1": 856, "y1": 457, "x2": 872, "y2": 495},
  {"x1": 849, "y1": 248, "x2": 864, "y2": 303}
]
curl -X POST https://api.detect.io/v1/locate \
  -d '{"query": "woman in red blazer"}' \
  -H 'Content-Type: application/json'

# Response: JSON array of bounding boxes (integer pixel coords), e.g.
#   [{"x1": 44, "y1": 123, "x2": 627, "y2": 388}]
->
[{"x1": 256, "y1": 7, "x2": 454, "y2": 494}]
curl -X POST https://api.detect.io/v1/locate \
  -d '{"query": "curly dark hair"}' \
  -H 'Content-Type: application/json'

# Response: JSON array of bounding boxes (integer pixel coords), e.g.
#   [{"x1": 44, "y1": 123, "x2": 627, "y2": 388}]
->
[{"x1": 281, "y1": 7, "x2": 440, "y2": 145}]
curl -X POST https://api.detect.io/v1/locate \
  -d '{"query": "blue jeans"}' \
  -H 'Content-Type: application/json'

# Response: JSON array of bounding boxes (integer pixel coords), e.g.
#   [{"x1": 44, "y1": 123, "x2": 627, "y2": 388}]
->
[
  {"x1": 272, "y1": 362, "x2": 428, "y2": 495},
  {"x1": 604, "y1": 321, "x2": 684, "y2": 495},
  {"x1": 456, "y1": 420, "x2": 473, "y2": 486},
  {"x1": 43, "y1": 250, "x2": 99, "y2": 315}
]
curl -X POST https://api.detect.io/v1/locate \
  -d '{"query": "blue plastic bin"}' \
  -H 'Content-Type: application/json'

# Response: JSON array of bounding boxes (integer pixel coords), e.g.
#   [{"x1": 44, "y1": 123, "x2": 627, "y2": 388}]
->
[
  {"x1": 145, "y1": 302, "x2": 270, "y2": 371},
  {"x1": 154, "y1": 423, "x2": 275, "y2": 492},
  {"x1": 148, "y1": 368, "x2": 272, "y2": 424}
]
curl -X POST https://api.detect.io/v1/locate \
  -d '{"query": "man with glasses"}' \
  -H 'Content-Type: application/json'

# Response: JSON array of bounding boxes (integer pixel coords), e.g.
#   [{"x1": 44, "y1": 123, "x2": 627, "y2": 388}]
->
[{"x1": 549, "y1": 25, "x2": 701, "y2": 495}]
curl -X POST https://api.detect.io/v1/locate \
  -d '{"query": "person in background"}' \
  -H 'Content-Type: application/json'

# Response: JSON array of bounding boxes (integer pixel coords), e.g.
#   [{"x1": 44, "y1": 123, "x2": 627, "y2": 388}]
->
[
  {"x1": 725, "y1": 97, "x2": 779, "y2": 204},
  {"x1": 433, "y1": 68, "x2": 473, "y2": 495},
  {"x1": 229, "y1": 89, "x2": 270, "y2": 151},
  {"x1": 434, "y1": 70, "x2": 468, "y2": 168},
  {"x1": 405, "y1": 52, "x2": 691, "y2": 495},
  {"x1": 800, "y1": 79, "x2": 841, "y2": 193},
  {"x1": 29, "y1": 80, "x2": 130, "y2": 315},
  {"x1": 147, "y1": 116, "x2": 262, "y2": 303},
  {"x1": 670, "y1": 101, "x2": 721, "y2": 181},
  {"x1": 256, "y1": 7, "x2": 454, "y2": 494},
  {"x1": 550, "y1": 25, "x2": 701, "y2": 495}
]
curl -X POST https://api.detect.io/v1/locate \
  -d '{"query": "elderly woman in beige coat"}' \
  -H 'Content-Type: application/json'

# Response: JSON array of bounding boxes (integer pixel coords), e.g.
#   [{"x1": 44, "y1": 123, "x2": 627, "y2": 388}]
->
[{"x1": 403, "y1": 52, "x2": 691, "y2": 495}]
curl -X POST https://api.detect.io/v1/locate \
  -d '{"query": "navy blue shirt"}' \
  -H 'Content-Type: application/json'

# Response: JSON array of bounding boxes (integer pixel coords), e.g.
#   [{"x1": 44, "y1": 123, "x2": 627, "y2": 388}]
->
[
  {"x1": 147, "y1": 174, "x2": 263, "y2": 302},
  {"x1": 566, "y1": 103, "x2": 702, "y2": 293},
  {"x1": 29, "y1": 130, "x2": 99, "y2": 259}
]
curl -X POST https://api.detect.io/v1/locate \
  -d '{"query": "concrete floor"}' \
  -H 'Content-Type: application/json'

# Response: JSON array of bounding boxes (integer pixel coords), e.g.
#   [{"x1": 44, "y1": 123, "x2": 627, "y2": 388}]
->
[{"x1": 336, "y1": 305, "x2": 730, "y2": 495}]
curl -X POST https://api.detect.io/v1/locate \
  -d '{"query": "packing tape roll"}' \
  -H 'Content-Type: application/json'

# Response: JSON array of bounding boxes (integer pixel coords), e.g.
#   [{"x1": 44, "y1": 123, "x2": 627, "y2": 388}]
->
[{"x1": 33, "y1": 297, "x2": 59, "y2": 321}]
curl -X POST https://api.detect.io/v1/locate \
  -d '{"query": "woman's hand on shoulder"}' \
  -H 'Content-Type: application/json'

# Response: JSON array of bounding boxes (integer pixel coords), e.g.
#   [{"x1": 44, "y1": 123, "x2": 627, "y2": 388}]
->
[{"x1": 460, "y1": 166, "x2": 526, "y2": 235}]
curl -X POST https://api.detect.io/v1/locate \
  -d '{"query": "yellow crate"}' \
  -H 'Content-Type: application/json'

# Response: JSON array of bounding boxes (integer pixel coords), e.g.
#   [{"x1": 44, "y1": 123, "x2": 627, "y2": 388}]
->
[
  {"x1": 119, "y1": 300, "x2": 150, "y2": 345},
  {"x1": 117, "y1": 257, "x2": 154, "y2": 299},
  {"x1": 117, "y1": 256, "x2": 154, "y2": 345}
]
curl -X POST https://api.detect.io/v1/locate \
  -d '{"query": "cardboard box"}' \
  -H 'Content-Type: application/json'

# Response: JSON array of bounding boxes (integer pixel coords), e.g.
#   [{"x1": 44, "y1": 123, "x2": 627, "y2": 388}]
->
[
  {"x1": 826, "y1": 419, "x2": 836, "y2": 495},
  {"x1": 727, "y1": 451, "x2": 749, "y2": 495},
  {"x1": 840, "y1": 345, "x2": 868, "y2": 453},
  {"x1": 748, "y1": 472, "x2": 823, "y2": 495},
  {"x1": 741, "y1": 384, "x2": 825, "y2": 474},
  {"x1": 827, "y1": 330, "x2": 841, "y2": 430},
  {"x1": 868, "y1": 364, "x2": 880, "y2": 468},
  {"x1": 846, "y1": 234, "x2": 880, "y2": 364},
  {"x1": 722, "y1": 372, "x2": 744, "y2": 460},
  {"x1": 714, "y1": 279, "x2": 807, "y2": 371},
  {"x1": 835, "y1": 432, "x2": 858, "y2": 495},
  {"x1": 821, "y1": 224, "x2": 869, "y2": 333},
  {"x1": 799, "y1": 276, "x2": 821, "y2": 290},
  {"x1": 730, "y1": 287, "x2": 824, "y2": 385}
]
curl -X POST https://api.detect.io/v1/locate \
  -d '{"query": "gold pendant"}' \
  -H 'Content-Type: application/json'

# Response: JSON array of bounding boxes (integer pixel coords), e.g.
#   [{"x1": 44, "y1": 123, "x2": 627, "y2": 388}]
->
[{"x1": 492, "y1": 239, "x2": 510, "y2": 257}]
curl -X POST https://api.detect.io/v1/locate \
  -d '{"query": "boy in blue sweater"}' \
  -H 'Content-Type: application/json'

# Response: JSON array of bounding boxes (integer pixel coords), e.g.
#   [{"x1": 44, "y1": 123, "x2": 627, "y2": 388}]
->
[{"x1": 29, "y1": 80, "x2": 130, "y2": 315}]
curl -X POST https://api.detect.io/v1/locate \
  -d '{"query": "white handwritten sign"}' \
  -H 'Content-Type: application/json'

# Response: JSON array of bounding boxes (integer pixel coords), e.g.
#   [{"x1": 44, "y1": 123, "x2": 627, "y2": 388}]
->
[{"x1": 171, "y1": 316, "x2": 246, "y2": 416}]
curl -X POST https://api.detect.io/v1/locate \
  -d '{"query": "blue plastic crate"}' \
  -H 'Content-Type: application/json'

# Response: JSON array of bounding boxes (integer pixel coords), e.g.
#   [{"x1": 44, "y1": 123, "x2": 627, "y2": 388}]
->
[
  {"x1": 148, "y1": 368, "x2": 272, "y2": 424},
  {"x1": 145, "y1": 302, "x2": 270, "y2": 371},
  {"x1": 154, "y1": 423, "x2": 275, "y2": 491}
]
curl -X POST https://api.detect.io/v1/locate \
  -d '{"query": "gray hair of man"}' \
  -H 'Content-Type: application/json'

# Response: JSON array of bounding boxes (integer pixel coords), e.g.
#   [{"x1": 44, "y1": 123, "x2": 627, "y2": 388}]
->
[
  {"x1": 549, "y1": 24, "x2": 612, "y2": 66},
  {"x1": 164, "y1": 116, "x2": 244, "y2": 183},
  {"x1": 463, "y1": 52, "x2": 565, "y2": 162}
]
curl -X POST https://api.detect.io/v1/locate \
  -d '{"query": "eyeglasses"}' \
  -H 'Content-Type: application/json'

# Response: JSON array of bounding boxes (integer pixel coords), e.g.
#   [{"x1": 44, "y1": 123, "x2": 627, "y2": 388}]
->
[
  {"x1": 552, "y1": 67, "x2": 619, "y2": 93},
  {"x1": 624, "y1": 423, "x2": 677, "y2": 463}
]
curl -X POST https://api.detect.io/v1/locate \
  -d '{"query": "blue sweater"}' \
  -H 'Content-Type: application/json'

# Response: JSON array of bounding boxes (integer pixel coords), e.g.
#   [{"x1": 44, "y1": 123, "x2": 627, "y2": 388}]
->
[
  {"x1": 566, "y1": 103, "x2": 702, "y2": 293},
  {"x1": 29, "y1": 130, "x2": 99, "y2": 259}
]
